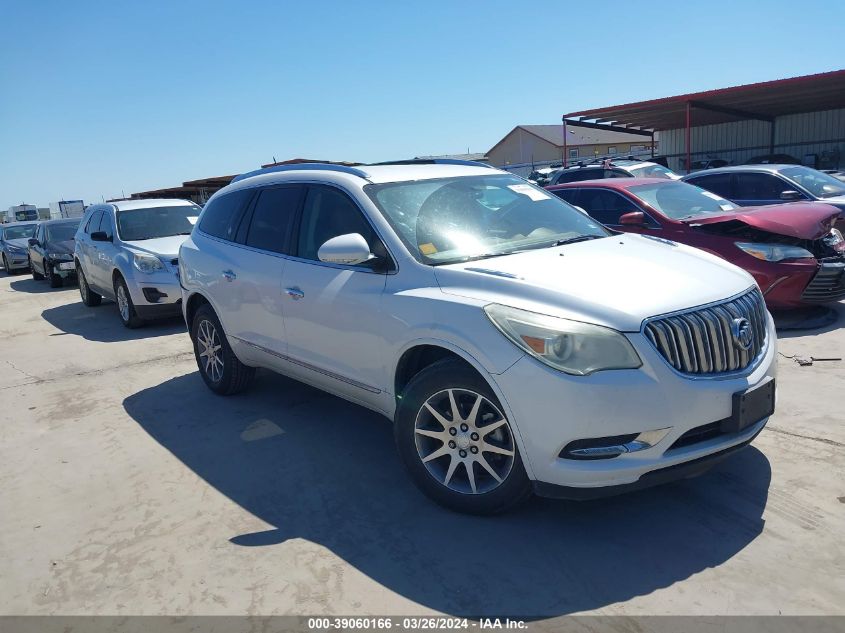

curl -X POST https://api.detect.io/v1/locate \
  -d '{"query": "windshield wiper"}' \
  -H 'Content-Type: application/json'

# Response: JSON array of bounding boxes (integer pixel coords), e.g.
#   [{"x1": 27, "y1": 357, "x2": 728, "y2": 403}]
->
[{"x1": 552, "y1": 235, "x2": 603, "y2": 247}]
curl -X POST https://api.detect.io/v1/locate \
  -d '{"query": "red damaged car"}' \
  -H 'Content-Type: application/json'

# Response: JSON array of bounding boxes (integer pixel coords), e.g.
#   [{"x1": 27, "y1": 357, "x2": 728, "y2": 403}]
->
[{"x1": 547, "y1": 178, "x2": 845, "y2": 309}]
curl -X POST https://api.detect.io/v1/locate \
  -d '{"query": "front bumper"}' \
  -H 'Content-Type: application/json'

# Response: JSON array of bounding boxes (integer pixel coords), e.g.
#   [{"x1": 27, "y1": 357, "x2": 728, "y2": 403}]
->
[
  {"x1": 126, "y1": 269, "x2": 183, "y2": 320},
  {"x1": 492, "y1": 314, "x2": 777, "y2": 492},
  {"x1": 4, "y1": 251, "x2": 30, "y2": 270}
]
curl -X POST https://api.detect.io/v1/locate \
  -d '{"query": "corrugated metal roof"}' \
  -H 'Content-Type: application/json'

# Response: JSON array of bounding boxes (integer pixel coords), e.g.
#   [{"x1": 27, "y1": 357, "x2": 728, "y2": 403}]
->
[{"x1": 564, "y1": 69, "x2": 845, "y2": 131}]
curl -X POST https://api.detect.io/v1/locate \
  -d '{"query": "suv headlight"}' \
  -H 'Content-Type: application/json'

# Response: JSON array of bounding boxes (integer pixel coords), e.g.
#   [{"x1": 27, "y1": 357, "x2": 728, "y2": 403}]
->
[
  {"x1": 48, "y1": 253, "x2": 72, "y2": 261},
  {"x1": 735, "y1": 242, "x2": 814, "y2": 262},
  {"x1": 484, "y1": 304, "x2": 642, "y2": 376},
  {"x1": 8, "y1": 245, "x2": 25, "y2": 253},
  {"x1": 132, "y1": 253, "x2": 164, "y2": 273}
]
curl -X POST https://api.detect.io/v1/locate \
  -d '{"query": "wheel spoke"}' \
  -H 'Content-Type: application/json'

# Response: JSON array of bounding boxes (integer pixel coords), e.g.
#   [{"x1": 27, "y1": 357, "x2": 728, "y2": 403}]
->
[
  {"x1": 414, "y1": 428, "x2": 445, "y2": 440},
  {"x1": 475, "y1": 454, "x2": 503, "y2": 483},
  {"x1": 447, "y1": 389, "x2": 460, "y2": 422},
  {"x1": 423, "y1": 402, "x2": 450, "y2": 429},
  {"x1": 422, "y1": 444, "x2": 450, "y2": 463},
  {"x1": 466, "y1": 394, "x2": 482, "y2": 426},
  {"x1": 443, "y1": 455, "x2": 460, "y2": 486},
  {"x1": 480, "y1": 418, "x2": 507, "y2": 436},
  {"x1": 464, "y1": 461, "x2": 477, "y2": 493},
  {"x1": 481, "y1": 442, "x2": 514, "y2": 457}
]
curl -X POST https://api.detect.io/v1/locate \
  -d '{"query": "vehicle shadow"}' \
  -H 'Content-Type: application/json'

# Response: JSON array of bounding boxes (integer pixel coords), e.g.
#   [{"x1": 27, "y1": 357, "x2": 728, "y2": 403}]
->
[
  {"x1": 10, "y1": 277, "x2": 78, "y2": 294},
  {"x1": 41, "y1": 301, "x2": 185, "y2": 342},
  {"x1": 124, "y1": 371, "x2": 772, "y2": 618},
  {"x1": 774, "y1": 302, "x2": 844, "y2": 339}
]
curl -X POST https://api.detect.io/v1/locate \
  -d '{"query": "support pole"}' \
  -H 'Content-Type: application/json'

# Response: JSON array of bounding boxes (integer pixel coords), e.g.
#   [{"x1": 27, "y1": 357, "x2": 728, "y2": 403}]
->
[
  {"x1": 685, "y1": 101, "x2": 692, "y2": 174},
  {"x1": 562, "y1": 119, "x2": 568, "y2": 168}
]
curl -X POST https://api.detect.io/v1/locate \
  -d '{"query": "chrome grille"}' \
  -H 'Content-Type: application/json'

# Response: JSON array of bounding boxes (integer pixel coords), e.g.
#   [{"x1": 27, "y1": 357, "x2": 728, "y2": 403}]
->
[{"x1": 644, "y1": 289, "x2": 768, "y2": 375}]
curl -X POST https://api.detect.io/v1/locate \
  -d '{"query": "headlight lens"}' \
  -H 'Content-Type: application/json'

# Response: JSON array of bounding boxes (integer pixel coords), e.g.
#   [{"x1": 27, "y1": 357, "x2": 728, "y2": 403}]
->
[
  {"x1": 823, "y1": 228, "x2": 845, "y2": 253},
  {"x1": 8, "y1": 245, "x2": 26, "y2": 253},
  {"x1": 735, "y1": 242, "x2": 814, "y2": 262},
  {"x1": 48, "y1": 253, "x2": 72, "y2": 261},
  {"x1": 484, "y1": 304, "x2": 642, "y2": 375},
  {"x1": 133, "y1": 253, "x2": 164, "y2": 273}
]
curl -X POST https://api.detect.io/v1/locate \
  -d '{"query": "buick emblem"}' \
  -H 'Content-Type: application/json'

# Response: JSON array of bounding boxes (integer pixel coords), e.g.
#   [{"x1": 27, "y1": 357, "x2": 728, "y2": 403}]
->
[{"x1": 731, "y1": 317, "x2": 754, "y2": 351}]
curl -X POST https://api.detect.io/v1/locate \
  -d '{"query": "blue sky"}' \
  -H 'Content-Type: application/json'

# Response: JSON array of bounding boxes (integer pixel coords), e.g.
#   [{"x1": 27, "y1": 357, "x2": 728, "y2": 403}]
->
[{"x1": 1, "y1": 0, "x2": 843, "y2": 208}]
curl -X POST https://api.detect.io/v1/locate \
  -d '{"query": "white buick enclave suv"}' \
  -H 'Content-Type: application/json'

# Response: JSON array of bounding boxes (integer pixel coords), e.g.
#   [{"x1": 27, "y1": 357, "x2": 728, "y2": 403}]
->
[{"x1": 179, "y1": 161, "x2": 777, "y2": 514}]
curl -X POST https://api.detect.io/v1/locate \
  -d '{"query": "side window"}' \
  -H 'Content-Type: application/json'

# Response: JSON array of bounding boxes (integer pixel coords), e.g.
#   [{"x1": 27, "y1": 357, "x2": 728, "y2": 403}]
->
[
  {"x1": 734, "y1": 173, "x2": 789, "y2": 200},
  {"x1": 199, "y1": 188, "x2": 254, "y2": 241},
  {"x1": 688, "y1": 173, "x2": 733, "y2": 198},
  {"x1": 576, "y1": 189, "x2": 639, "y2": 225},
  {"x1": 550, "y1": 189, "x2": 579, "y2": 205},
  {"x1": 85, "y1": 210, "x2": 103, "y2": 235},
  {"x1": 98, "y1": 211, "x2": 114, "y2": 240},
  {"x1": 295, "y1": 186, "x2": 383, "y2": 265},
  {"x1": 244, "y1": 185, "x2": 304, "y2": 254}
]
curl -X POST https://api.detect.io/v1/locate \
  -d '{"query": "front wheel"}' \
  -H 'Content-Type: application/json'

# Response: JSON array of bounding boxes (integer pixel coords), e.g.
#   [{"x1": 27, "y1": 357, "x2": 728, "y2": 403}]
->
[
  {"x1": 77, "y1": 264, "x2": 102, "y2": 306},
  {"x1": 46, "y1": 262, "x2": 62, "y2": 287},
  {"x1": 191, "y1": 303, "x2": 255, "y2": 395},
  {"x1": 31, "y1": 258, "x2": 44, "y2": 281},
  {"x1": 394, "y1": 359, "x2": 532, "y2": 515},
  {"x1": 114, "y1": 276, "x2": 144, "y2": 328}
]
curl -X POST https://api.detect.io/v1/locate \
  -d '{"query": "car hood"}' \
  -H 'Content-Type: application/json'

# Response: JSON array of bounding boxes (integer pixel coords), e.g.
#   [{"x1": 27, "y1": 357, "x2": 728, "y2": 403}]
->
[
  {"x1": 122, "y1": 234, "x2": 189, "y2": 259},
  {"x1": 683, "y1": 202, "x2": 840, "y2": 239},
  {"x1": 434, "y1": 234, "x2": 755, "y2": 332},
  {"x1": 47, "y1": 239, "x2": 76, "y2": 255},
  {"x1": 5, "y1": 238, "x2": 30, "y2": 250}
]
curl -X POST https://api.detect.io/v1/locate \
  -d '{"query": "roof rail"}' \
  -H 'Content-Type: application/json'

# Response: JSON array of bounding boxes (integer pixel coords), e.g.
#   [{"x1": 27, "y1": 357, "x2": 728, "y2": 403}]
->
[
  {"x1": 231, "y1": 163, "x2": 370, "y2": 183},
  {"x1": 370, "y1": 158, "x2": 495, "y2": 169}
]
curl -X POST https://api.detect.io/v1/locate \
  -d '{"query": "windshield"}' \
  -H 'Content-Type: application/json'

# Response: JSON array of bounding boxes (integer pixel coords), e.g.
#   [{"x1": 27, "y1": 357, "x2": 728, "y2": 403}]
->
[
  {"x1": 780, "y1": 166, "x2": 845, "y2": 199},
  {"x1": 365, "y1": 174, "x2": 610, "y2": 265},
  {"x1": 629, "y1": 181, "x2": 739, "y2": 220},
  {"x1": 3, "y1": 224, "x2": 37, "y2": 240},
  {"x1": 627, "y1": 163, "x2": 680, "y2": 180},
  {"x1": 46, "y1": 222, "x2": 80, "y2": 242},
  {"x1": 116, "y1": 205, "x2": 201, "y2": 241}
]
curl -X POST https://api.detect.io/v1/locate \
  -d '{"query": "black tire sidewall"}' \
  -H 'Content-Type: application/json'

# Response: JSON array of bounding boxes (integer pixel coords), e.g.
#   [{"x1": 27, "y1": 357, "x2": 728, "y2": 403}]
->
[
  {"x1": 191, "y1": 304, "x2": 247, "y2": 395},
  {"x1": 114, "y1": 276, "x2": 141, "y2": 327},
  {"x1": 394, "y1": 359, "x2": 531, "y2": 515}
]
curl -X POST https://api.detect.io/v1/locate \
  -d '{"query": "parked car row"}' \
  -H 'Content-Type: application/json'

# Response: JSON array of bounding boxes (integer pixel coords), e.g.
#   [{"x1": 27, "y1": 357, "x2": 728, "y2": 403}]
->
[{"x1": 15, "y1": 159, "x2": 841, "y2": 515}]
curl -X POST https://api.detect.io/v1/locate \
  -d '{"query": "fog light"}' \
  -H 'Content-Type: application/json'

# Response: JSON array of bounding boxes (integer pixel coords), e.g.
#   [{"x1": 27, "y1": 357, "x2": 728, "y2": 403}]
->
[
  {"x1": 142, "y1": 287, "x2": 168, "y2": 303},
  {"x1": 560, "y1": 428, "x2": 671, "y2": 460}
]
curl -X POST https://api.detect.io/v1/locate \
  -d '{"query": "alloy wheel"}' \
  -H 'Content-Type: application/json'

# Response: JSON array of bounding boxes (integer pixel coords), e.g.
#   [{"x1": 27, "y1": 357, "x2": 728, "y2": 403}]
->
[
  {"x1": 79, "y1": 271, "x2": 88, "y2": 301},
  {"x1": 116, "y1": 284, "x2": 130, "y2": 322},
  {"x1": 414, "y1": 388, "x2": 515, "y2": 495},
  {"x1": 197, "y1": 319, "x2": 224, "y2": 382}
]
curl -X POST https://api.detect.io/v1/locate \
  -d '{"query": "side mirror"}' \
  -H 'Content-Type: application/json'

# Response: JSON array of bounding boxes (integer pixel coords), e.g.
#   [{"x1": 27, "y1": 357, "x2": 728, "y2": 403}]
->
[
  {"x1": 27, "y1": 238, "x2": 38, "y2": 247},
  {"x1": 317, "y1": 233, "x2": 373, "y2": 266},
  {"x1": 780, "y1": 190, "x2": 803, "y2": 201},
  {"x1": 619, "y1": 211, "x2": 646, "y2": 226},
  {"x1": 90, "y1": 231, "x2": 110, "y2": 242}
]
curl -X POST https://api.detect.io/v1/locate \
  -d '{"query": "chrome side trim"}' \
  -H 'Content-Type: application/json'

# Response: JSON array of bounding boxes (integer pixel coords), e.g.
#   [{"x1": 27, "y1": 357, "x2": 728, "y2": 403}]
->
[{"x1": 231, "y1": 336, "x2": 382, "y2": 394}]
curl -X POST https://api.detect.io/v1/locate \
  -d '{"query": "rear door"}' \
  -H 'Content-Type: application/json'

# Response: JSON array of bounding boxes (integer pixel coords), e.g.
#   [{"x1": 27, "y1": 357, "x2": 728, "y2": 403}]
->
[
  {"x1": 90, "y1": 209, "x2": 118, "y2": 293},
  {"x1": 278, "y1": 184, "x2": 392, "y2": 406},
  {"x1": 77, "y1": 208, "x2": 103, "y2": 282},
  {"x1": 685, "y1": 172, "x2": 735, "y2": 200},
  {"x1": 221, "y1": 183, "x2": 304, "y2": 365}
]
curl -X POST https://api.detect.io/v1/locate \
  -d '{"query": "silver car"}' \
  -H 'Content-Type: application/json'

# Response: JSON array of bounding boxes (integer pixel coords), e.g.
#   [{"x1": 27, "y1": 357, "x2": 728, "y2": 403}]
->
[
  {"x1": 74, "y1": 199, "x2": 201, "y2": 327},
  {"x1": 1, "y1": 221, "x2": 39, "y2": 273}
]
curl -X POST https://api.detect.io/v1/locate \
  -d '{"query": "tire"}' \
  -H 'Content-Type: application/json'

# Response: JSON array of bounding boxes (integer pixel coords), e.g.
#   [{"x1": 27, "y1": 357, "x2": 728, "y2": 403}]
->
[
  {"x1": 46, "y1": 262, "x2": 62, "y2": 287},
  {"x1": 114, "y1": 275, "x2": 144, "y2": 328},
  {"x1": 31, "y1": 258, "x2": 44, "y2": 281},
  {"x1": 191, "y1": 303, "x2": 255, "y2": 395},
  {"x1": 77, "y1": 264, "x2": 102, "y2": 307},
  {"x1": 394, "y1": 358, "x2": 532, "y2": 515}
]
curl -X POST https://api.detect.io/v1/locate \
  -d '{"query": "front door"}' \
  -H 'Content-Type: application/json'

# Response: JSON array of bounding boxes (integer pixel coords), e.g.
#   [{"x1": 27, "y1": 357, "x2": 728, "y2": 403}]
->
[{"x1": 279, "y1": 185, "x2": 391, "y2": 407}]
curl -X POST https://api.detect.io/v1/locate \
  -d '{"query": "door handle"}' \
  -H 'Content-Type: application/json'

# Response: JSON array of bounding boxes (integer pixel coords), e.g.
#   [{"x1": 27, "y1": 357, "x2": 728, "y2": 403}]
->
[
  {"x1": 222, "y1": 269, "x2": 236, "y2": 282},
  {"x1": 284, "y1": 287, "x2": 305, "y2": 300}
]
